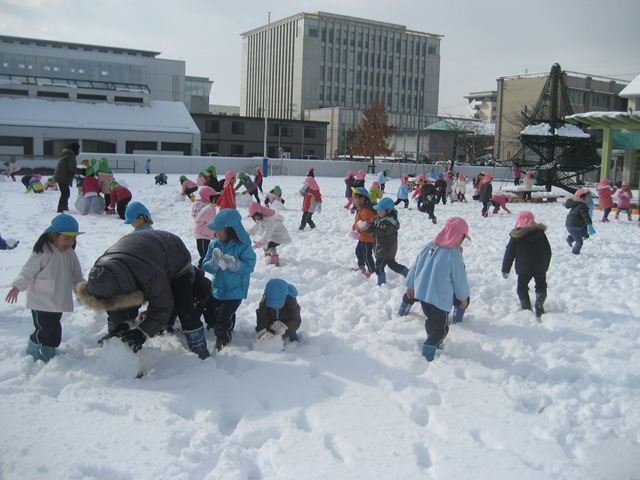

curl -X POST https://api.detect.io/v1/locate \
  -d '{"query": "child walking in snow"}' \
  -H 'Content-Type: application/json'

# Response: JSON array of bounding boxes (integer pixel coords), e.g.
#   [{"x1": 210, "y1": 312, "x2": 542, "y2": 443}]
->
[
  {"x1": 299, "y1": 174, "x2": 322, "y2": 231},
  {"x1": 398, "y1": 217, "x2": 471, "y2": 362},
  {"x1": 254, "y1": 166, "x2": 264, "y2": 193},
  {"x1": 255, "y1": 278, "x2": 301, "y2": 343},
  {"x1": 343, "y1": 170, "x2": 355, "y2": 210},
  {"x1": 453, "y1": 173, "x2": 468, "y2": 202},
  {"x1": 596, "y1": 178, "x2": 617, "y2": 222},
  {"x1": 615, "y1": 181, "x2": 633, "y2": 221},
  {"x1": 564, "y1": 189, "x2": 595, "y2": 255},
  {"x1": 364, "y1": 197, "x2": 408, "y2": 286},
  {"x1": 350, "y1": 187, "x2": 377, "y2": 277},
  {"x1": 192, "y1": 186, "x2": 220, "y2": 267},
  {"x1": 368, "y1": 181, "x2": 383, "y2": 205},
  {"x1": 479, "y1": 173, "x2": 493, "y2": 217},
  {"x1": 522, "y1": 171, "x2": 535, "y2": 201},
  {"x1": 5, "y1": 214, "x2": 84, "y2": 362},
  {"x1": 201, "y1": 209, "x2": 256, "y2": 351},
  {"x1": 394, "y1": 174, "x2": 410, "y2": 208},
  {"x1": 501, "y1": 211, "x2": 551, "y2": 318},
  {"x1": 247, "y1": 202, "x2": 291, "y2": 267}
]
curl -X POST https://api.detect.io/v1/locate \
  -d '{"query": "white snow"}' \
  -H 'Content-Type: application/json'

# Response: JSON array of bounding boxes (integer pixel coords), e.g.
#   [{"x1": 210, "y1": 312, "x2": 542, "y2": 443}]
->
[
  {"x1": 1, "y1": 173, "x2": 639, "y2": 480},
  {"x1": 520, "y1": 123, "x2": 590, "y2": 138}
]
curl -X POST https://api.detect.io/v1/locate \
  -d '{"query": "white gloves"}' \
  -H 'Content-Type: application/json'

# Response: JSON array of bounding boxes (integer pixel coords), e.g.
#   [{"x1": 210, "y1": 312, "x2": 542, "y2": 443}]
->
[
  {"x1": 271, "y1": 321, "x2": 287, "y2": 336},
  {"x1": 349, "y1": 230, "x2": 360, "y2": 240},
  {"x1": 219, "y1": 254, "x2": 239, "y2": 272},
  {"x1": 256, "y1": 329, "x2": 274, "y2": 341},
  {"x1": 210, "y1": 248, "x2": 239, "y2": 272}
]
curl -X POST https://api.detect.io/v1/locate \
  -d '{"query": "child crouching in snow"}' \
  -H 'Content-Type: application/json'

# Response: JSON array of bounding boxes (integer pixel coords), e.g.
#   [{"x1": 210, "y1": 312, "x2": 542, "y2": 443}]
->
[
  {"x1": 398, "y1": 217, "x2": 470, "y2": 361},
  {"x1": 501, "y1": 211, "x2": 551, "y2": 318},
  {"x1": 247, "y1": 202, "x2": 291, "y2": 267},
  {"x1": 255, "y1": 278, "x2": 301, "y2": 343}
]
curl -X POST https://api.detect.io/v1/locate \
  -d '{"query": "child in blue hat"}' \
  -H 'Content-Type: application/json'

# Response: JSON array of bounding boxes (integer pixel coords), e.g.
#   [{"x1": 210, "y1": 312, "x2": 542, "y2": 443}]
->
[
  {"x1": 255, "y1": 278, "x2": 301, "y2": 343},
  {"x1": 124, "y1": 202, "x2": 154, "y2": 231},
  {"x1": 363, "y1": 197, "x2": 409, "y2": 286},
  {"x1": 201, "y1": 209, "x2": 257, "y2": 351},
  {"x1": 5, "y1": 214, "x2": 84, "y2": 362}
]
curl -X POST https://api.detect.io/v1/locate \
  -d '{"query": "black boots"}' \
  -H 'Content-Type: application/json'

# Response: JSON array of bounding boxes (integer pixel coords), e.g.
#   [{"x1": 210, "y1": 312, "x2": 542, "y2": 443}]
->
[
  {"x1": 535, "y1": 291, "x2": 547, "y2": 318},
  {"x1": 519, "y1": 295, "x2": 532, "y2": 311}
]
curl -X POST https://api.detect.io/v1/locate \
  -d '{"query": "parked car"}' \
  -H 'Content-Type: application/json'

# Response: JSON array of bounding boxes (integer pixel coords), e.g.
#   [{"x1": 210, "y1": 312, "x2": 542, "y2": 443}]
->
[{"x1": 206, "y1": 152, "x2": 220, "y2": 157}]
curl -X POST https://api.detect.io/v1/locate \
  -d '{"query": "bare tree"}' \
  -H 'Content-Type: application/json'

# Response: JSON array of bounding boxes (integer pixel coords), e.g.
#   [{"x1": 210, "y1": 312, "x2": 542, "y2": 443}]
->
[{"x1": 351, "y1": 100, "x2": 397, "y2": 172}]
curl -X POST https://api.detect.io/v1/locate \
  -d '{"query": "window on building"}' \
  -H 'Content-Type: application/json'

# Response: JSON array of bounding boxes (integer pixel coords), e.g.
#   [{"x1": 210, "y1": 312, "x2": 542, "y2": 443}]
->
[
  {"x1": 428, "y1": 45, "x2": 436, "y2": 55},
  {"x1": 304, "y1": 127, "x2": 316, "y2": 138},
  {"x1": 231, "y1": 121, "x2": 245, "y2": 135},
  {"x1": 126, "y1": 141, "x2": 157, "y2": 154},
  {"x1": 568, "y1": 89, "x2": 585, "y2": 106},
  {"x1": 308, "y1": 27, "x2": 319, "y2": 37},
  {"x1": 205, "y1": 119, "x2": 219, "y2": 133},
  {"x1": 591, "y1": 93, "x2": 610, "y2": 109}
]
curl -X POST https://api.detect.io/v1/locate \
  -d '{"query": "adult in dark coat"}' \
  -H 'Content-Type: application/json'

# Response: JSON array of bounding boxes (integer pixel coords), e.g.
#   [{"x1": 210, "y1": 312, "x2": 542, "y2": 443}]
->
[
  {"x1": 76, "y1": 230, "x2": 210, "y2": 359},
  {"x1": 53, "y1": 143, "x2": 85, "y2": 213},
  {"x1": 501, "y1": 211, "x2": 552, "y2": 316}
]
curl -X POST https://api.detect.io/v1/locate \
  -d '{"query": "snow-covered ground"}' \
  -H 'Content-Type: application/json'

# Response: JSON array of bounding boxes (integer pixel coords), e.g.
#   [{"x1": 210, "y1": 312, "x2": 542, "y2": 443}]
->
[{"x1": 1, "y1": 172, "x2": 639, "y2": 480}]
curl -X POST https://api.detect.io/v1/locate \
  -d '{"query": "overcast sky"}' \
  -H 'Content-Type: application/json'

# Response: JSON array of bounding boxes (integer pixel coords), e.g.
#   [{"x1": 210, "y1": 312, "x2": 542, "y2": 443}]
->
[{"x1": 1, "y1": 0, "x2": 638, "y2": 117}]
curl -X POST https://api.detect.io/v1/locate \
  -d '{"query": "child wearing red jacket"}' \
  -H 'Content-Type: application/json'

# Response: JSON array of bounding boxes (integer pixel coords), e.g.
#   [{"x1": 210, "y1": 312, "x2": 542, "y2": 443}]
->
[
  {"x1": 107, "y1": 181, "x2": 132, "y2": 219},
  {"x1": 217, "y1": 171, "x2": 237, "y2": 211},
  {"x1": 82, "y1": 167, "x2": 103, "y2": 215}
]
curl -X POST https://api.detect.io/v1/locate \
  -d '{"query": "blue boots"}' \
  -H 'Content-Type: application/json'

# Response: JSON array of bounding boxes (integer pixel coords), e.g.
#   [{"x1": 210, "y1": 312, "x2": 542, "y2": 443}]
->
[
  {"x1": 27, "y1": 339, "x2": 56, "y2": 363},
  {"x1": 183, "y1": 326, "x2": 210, "y2": 359},
  {"x1": 451, "y1": 306, "x2": 465, "y2": 324},
  {"x1": 376, "y1": 272, "x2": 386, "y2": 286},
  {"x1": 421, "y1": 343, "x2": 437, "y2": 362},
  {"x1": 398, "y1": 300, "x2": 413, "y2": 316}
]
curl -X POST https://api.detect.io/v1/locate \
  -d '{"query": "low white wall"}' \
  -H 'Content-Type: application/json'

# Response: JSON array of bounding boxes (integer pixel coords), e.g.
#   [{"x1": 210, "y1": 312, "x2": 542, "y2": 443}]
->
[{"x1": 7, "y1": 154, "x2": 512, "y2": 180}]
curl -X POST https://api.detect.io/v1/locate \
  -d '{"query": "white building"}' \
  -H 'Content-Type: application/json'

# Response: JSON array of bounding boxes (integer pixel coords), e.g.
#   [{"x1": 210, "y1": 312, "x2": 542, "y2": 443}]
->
[{"x1": 0, "y1": 35, "x2": 209, "y2": 156}]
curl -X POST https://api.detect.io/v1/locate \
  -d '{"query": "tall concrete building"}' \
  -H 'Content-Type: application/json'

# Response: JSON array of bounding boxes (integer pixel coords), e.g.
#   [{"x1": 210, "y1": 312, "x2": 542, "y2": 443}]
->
[{"x1": 240, "y1": 12, "x2": 442, "y2": 157}]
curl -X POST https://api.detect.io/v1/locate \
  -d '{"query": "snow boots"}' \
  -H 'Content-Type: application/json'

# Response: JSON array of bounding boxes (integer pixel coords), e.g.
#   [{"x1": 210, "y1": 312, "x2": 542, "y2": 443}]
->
[
  {"x1": 519, "y1": 295, "x2": 532, "y2": 311},
  {"x1": 398, "y1": 300, "x2": 413, "y2": 316},
  {"x1": 421, "y1": 343, "x2": 437, "y2": 362},
  {"x1": 376, "y1": 272, "x2": 386, "y2": 286},
  {"x1": 184, "y1": 326, "x2": 210, "y2": 359},
  {"x1": 534, "y1": 291, "x2": 547, "y2": 318},
  {"x1": 27, "y1": 339, "x2": 56, "y2": 363},
  {"x1": 451, "y1": 305, "x2": 465, "y2": 324}
]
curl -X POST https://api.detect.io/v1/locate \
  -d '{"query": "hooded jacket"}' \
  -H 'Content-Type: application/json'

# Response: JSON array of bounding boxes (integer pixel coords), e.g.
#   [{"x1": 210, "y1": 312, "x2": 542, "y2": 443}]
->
[
  {"x1": 76, "y1": 230, "x2": 193, "y2": 336},
  {"x1": 501, "y1": 223, "x2": 551, "y2": 275},
  {"x1": 565, "y1": 198, "x2": 592, "y2": 229},
  {"x1": 369, "y1": 215, "x2": 400, "y2": 261}
]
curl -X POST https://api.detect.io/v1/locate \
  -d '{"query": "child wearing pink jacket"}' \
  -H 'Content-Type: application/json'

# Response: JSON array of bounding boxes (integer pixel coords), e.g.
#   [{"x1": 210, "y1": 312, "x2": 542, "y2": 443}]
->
[
  {"x1": 192, "y1": 186, "x2": 220, "y2": 266},
  {"x1": 615, "y1": 181, "x2": 633, "y2": 221}
]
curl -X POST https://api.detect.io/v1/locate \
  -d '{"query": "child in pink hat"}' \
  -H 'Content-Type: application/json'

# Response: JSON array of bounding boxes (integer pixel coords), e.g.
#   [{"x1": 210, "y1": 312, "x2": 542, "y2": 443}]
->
[
  {"x1": 246, "y1": 202, "x2": 291, "y2": 266},
  {"x1": 501, "y1": 211, "x2": 551, "y2": 318},
  {"x1": 192, "y1": 186, "x2": 220, "y2": 267},
  {"x1": 595, "y1": 178, "x2": 616, "y2": 222},
  {"x1": 615, "y1": 181, "x2": 633, "y2": 221},
  {"x1": 343, "y1": 170, "x2": 355, "y2": 210},
  {"x1": 397, "y1": 217, "x2": 471, "y2": 362}
]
